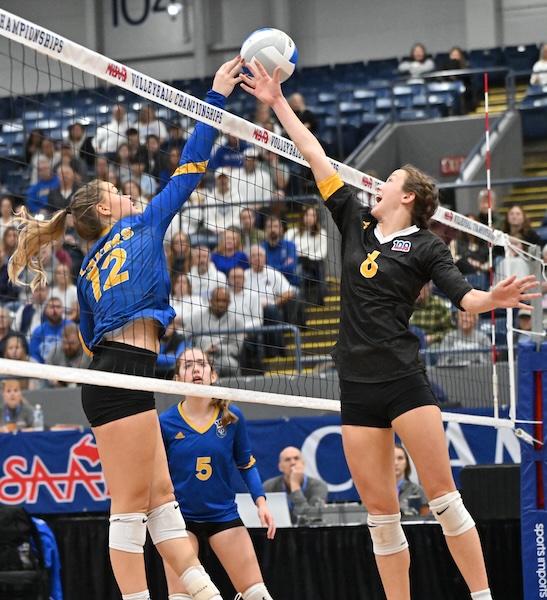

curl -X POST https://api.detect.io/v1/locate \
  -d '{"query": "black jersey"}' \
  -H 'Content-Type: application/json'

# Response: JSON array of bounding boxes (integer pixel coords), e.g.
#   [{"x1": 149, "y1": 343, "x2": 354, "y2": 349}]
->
[{"x1": 324, "y1": 180, "x2": 472, "y2": 383}]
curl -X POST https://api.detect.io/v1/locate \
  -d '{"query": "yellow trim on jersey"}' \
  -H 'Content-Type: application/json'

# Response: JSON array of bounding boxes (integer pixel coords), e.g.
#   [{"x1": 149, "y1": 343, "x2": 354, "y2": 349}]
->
[
  {"x1": 317, "y1": 172, "x2": 344, "y2": 201},
  {"x1": 238, "y1": 455, "x2": 257, "y2": 470},
  {"x1": 178, "y1": 402, "x2": 220, "y2": 434},
  {"x1": 172, "y1": 160, "x2": 208, "y2": 177},
  {"x1": 78, "y1": 331, "x2": 94, "y2": 358},
  {"x1": 100, "y1": 225, "x2": 113, "y2": 238}
]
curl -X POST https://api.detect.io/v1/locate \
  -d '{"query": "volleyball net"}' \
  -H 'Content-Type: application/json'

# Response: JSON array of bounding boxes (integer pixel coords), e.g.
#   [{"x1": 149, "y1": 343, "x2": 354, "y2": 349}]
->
[{"x1": 0, "y1": 8, "x2": 541, "y2": 429}]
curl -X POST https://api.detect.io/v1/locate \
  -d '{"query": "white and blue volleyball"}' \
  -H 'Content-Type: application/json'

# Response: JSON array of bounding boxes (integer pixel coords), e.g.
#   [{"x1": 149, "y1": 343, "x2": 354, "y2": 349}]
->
[{"x1": 240, "y1": 28, "x2": 298, "y2": 83}]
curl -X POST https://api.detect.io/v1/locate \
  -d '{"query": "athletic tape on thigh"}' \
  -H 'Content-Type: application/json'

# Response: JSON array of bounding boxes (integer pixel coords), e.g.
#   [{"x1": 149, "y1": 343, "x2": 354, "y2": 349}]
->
[
  {"x1": 147, "y1": 501, "x2": 188, "y2": 544},
  {"x1": 367, "y1": 512, "x2": 409, "y2": 556},
  {"x1": 429, "y1": 490, "x2": 475, "y2": 536},
  {"x1": 109, "y1": 512, "x2": 148, "y2": 553}
]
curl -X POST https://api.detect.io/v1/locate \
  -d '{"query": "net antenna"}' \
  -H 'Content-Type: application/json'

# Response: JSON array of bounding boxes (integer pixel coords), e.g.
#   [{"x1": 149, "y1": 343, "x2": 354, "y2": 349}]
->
[{"x1": 0, "y1": 8, "x2": 521, "y2": 430}]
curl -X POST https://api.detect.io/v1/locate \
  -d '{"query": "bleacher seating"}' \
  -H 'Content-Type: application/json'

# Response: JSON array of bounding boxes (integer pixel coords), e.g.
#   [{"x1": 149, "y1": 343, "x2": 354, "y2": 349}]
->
[{"x1": 0, "y1": 42, "x2": 543, "y2": 164}]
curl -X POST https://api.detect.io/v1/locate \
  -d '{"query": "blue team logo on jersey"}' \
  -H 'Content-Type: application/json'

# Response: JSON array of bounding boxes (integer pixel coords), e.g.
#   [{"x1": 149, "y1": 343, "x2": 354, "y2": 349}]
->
[
  {"x1": 215, "y1": 419, "x2": 227, "y2": 438},
  {"x1": 391, "y1": 239, "x2": 411, "y2": 252}
]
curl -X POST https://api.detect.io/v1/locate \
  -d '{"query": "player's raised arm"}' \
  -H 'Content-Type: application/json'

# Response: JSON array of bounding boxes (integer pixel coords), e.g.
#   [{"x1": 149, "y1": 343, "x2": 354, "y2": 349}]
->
[{"x1": 240, "y1": 60, "x2": 335, "y2": 184}]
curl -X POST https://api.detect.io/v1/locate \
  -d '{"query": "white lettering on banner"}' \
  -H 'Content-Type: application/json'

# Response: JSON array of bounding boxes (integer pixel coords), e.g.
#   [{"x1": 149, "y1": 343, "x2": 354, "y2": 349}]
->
[
  {"x1": 301, "y1": 426, "x2": 353, "y2": 493},
  {"x1": 536, "y1": 523, "x2": 547, "y2": 597},
  {"x1": 494, "y1": 427, "x2": 521, "y2": 463},
  {"x1": 445, "y1": 422, "x2": 476, "y2": 468}
]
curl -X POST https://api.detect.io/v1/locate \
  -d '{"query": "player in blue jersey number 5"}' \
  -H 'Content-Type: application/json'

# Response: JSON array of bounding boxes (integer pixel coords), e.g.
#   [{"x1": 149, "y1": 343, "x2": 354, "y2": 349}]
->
[
  {"x1": 9, "y1": 57, "x2": 244, "y2": 600},
  {"x1": 160, "y1": 347, "x2": 276, "y2": 600},
  {"x1": 241, "y1": 60, "x2": 541, "y2": 600}
]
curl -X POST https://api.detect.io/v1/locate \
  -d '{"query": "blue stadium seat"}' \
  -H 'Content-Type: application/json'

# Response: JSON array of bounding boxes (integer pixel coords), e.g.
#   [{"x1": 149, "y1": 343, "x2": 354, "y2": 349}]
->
[
  {"x1": 398, "y1": 107, "x2": 441, "y2": 121},
  {"x1": 520, "y1": 99, "x2": 547, "y2": 141},
  {"x1": 503, "y1": 44, "x2": 538, "y2": 73},
  {"x1": 365, "y1": 58, "x2": 399, "y2": 80}
]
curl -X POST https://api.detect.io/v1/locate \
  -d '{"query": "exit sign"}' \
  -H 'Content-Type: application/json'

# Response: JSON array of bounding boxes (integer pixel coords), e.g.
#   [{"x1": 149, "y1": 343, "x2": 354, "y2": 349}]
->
[{"x1": 440, "y1": 156, "x2": 466, "y2": 176}]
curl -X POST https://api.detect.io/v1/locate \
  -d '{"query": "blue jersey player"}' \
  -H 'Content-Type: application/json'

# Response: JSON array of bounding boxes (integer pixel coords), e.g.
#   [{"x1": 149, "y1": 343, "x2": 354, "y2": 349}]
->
[
  {"x1": 160, "y1": 347, "x2": 275, "y2": 600},
  {"x1": 241, "y1": 59, "x2": 541, "y2": 600},
  {"x1": 9, "y1": 57, "x2": 244, "y2": 600}
]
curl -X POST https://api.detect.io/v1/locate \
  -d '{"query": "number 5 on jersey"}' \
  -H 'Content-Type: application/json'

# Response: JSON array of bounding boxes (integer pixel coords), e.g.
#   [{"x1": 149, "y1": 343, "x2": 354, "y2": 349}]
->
[{"x1": 196, "y1": 456, "x2": 212, "y2": 481}]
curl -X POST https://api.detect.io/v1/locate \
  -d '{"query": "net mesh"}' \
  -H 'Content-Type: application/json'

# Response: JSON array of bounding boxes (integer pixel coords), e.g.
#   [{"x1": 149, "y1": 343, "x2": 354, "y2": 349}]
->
[{"x1": 0, "y1": 8, "x2": 538, "y2": 429}]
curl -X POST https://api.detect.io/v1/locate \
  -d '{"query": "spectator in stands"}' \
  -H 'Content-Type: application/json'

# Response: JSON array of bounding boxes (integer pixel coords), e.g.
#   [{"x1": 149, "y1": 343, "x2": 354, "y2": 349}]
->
[
  {"x1": 288, "y1": 92, "x2": 318, "y2": 133},
  {"x1": 240, "y1": 208, "x2": 266, "y2": 255},
  {"x1": 125, "y1": 127, "x2": 148, "y2": 163},
  {"x1": 397, "y1": 42, "x2": 435, "y2": 79},
  {"x1": 48, "y1": 165, "x2": 79, "y2": 213},
  {"x1": 285, "y1": 205, "x2": 328, "y2": 305},
  {"x1": 227, "y1": 265, "x2": 265, "y2": 373},
  {"x1": 53, "y1": 141, "x2": 88, "y2": 183},
  {"x1": 29, "y1": 137, "x2": 61, "y2": 186},
  {"x1": 245, "y1": 244, "x2": 296, "y2": 358},
  {"x1": 93, "y1": 104, "x2": 131, "y2": 155},
  {"x1": 112, "y1": 142, "x2": 133, "y2": 188},
  {"x1": 234, "y1": 147, "x2": 275, "y2": 214},
  {"x1": 129, "y1": 151, "x2": 157, "y2": 200},
  {"x1": 165, "y1": 177, "x2": 209, "y2": 244},
  {"x1": 131, "y1": 103, "x2": 168, "y2": 145},
  {"x1": 0, "y1": 378, "x2": 34, "y2": 432},
  {"x1": 26, "y1": 160, "x2": 60, "y2": 215},
  {"x1": 50, "y1": 263, "x2": 79, "y2": 322},
  {"x1": 437, "y1": 311, "x2": 490, "y2": 367},
  {"x1": 159, "y1": 146, "x2": 181, "y2": 190},
  {"x1": 261, "y1": 215, "x2": 300, "y2": 287},
  {"x1": 188, "y1": 245, "x2": 228, "y2": 302},
  {"x1": 494, "y1": 237, "x2": 530, "y2": 284},
  {"x1": 208, "y1": 133, "x2": 249, "y2": 171},
  {"x1": 251, "y1": 100, "x2": 282, "y2": 136},
  {"x1": 29, "y1": 296, "x2": 73, "y2": 364},
  {"x1": 0, "y1": 305, "x2": 17, "y2": 356},
  {"x1": 530, "y1": 43, "x2": 547, "y2": 86},
  {"x1": 262, "y1": 149, "x2": 291, "y2": 202},
  {"x1": 144, "y1": 133, "x2": 163, "y2": 182},
  {"x1": 263, "y1": 446, "x2": 328, "y2": 524},
  {"x1": 1, "y1": 333, "x2": 41, "y2": 390},
  {"x1": 449, "y1": 214, "x2": 490, "y2": 289},
  {"x1": 171, "y1": 272, "x2": 204, "y2": 333},
  {"x1": 161, "y1": 119, "x2": 188, "y2": 154},
  {"x1": 65, "y1": 122, "x2": 96, "y2": 169},
  {"x1": 0, "y1": 195, "x2": 15, "y2": 241},
  {"x1": 394, "y1": 444, "x2": 428, "y2": 516},
  {"x1": 203, "y1": 167, "x2": 241, "y2": 233},
  {"x1": 188, "y1": 286, "x2": 245, "y2": 377},
  {"x1": 211, "y1": 227, "x2": 249, "y2": 275},
  {"x1": 409, "y1": 280, "x2": 454, "y2": 347},
  {"x1": 45, "y1": 322, "x2": 92, "y2": 385},
  {"x1": 120, "y1": 180, "x2": 148, "y2": 214},
  {"x1": 440, "y1": 46, "x2": 475, "y2": 113},
  {"x1": 93, "y1": 154, "x2": 111, "y2": 182},
  {"x1": 0, "y1": 227, "x2": 21, "y2": 309},
  {"x1": 14, "y1": 283, "x2": 49, "y2": 340},
  {"x1": 501, "y1": 204, "x2": 541, "y2": 247},
  {"x1": 23, "y1": 128, "x2": 44, "y2": 167},
  {"x1": 476, "y1": 188, "x2": 502, "y2": 230},
  {"x1": 167, "y1": 230, "x2": 192, "y2": 279},
  {"x1": 32, "y1": 241, "x2": 71, "y2": 288},
  {"x1": 515, "y1": 307, "x2": 536, "y2": 344},
  {"x1": 155, "y1": 321, "x2": 187, "y2": 379}
]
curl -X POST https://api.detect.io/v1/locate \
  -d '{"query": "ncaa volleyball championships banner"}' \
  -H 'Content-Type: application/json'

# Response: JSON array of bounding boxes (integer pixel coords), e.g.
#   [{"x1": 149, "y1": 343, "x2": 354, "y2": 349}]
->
[{"x1": 0, "y1": 411, "x2": 518, "y2": 514}]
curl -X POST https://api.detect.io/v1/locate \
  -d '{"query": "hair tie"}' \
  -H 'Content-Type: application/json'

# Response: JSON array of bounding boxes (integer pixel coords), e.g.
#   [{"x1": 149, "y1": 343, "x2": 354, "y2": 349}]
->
[{"x1": 65, "y1": 206, "x2": 72, "y2": 215}]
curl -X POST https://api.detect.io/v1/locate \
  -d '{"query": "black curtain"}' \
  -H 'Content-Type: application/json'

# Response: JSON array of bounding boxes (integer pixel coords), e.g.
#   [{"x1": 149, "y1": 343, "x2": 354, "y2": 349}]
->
[{"x1": 43, "y1": 514, "x2": 522, "y2": 600}]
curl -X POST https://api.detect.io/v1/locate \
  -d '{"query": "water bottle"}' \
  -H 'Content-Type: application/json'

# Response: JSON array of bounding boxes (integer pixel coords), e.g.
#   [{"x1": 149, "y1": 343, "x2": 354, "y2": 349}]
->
[{"x1": 33, "y1": 404, "x2": 44, "y2": 431}]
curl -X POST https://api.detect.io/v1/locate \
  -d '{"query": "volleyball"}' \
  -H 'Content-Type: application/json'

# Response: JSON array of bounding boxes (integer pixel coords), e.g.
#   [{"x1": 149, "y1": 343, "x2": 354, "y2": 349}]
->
[{"x1": 240, "y1": 28, "x2": 298, "y2": 83}]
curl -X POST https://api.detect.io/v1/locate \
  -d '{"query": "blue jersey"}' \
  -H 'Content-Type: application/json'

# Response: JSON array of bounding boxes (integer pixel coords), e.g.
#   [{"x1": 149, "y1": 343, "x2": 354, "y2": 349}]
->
[
  {"x1": 78, "y1": 91, "x2": 226, "y2": 353},
  {"x1": 160, "y1": 403, "x2": 265, "y2": 522}
]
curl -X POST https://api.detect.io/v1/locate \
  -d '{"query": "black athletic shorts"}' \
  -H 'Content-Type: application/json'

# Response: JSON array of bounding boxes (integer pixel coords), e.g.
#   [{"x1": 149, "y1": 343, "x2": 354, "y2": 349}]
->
[
  {"x1": 81, "y1": 341, "x2": 157, "y2": 427},
  {"x1": 340, "y1": 371, "x2": 439, "y2": 428},
  {"x1": 185, "y1": 518, "x2": 244, "y2": 538}
]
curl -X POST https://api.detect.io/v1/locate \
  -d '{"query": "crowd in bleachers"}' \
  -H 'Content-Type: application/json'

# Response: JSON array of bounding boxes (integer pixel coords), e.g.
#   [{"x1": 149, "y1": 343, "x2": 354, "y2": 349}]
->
[{"x1": 0, "y1": 40, "x2": 545, "y2": 383}]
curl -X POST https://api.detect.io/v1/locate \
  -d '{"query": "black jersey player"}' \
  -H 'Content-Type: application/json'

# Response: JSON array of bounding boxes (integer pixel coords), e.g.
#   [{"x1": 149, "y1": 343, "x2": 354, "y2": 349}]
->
[{"x1": 241, "y1": 60, "x2": 540, "y2": 600}]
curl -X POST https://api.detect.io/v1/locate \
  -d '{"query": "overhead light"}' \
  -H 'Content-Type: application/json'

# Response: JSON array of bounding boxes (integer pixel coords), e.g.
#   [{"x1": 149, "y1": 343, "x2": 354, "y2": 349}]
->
[{"x1": 167, "y1": 0, "x2": 183, "y2": 19}]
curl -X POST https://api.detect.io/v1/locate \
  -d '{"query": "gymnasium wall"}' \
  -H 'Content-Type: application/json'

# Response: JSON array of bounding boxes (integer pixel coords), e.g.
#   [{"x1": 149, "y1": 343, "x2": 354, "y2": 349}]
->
[{"x1": 0, "y1": 0, "x2": 546, "y2": 86}]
